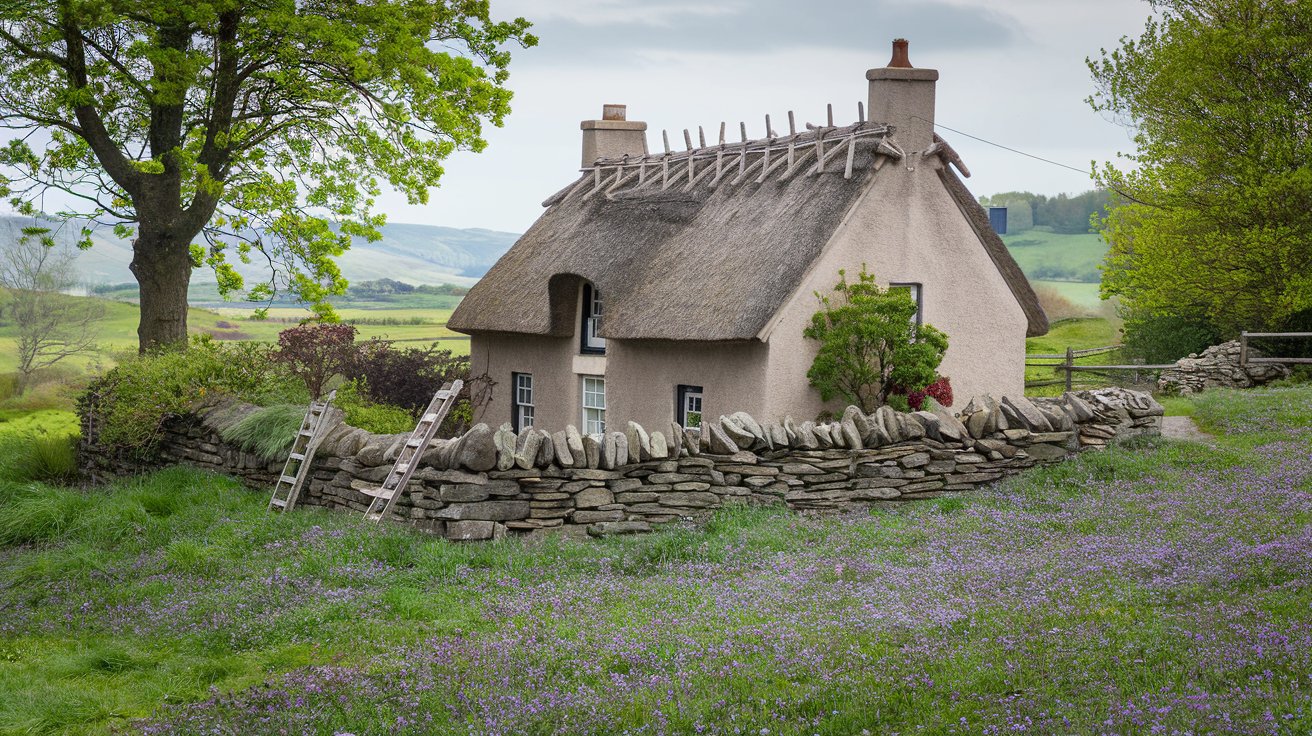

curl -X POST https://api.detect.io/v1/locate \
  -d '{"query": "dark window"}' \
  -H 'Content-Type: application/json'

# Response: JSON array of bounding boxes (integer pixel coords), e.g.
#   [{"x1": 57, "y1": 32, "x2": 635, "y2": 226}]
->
[
  {"x1": 890, "y1": 282, "x2": 923, "y2": 326},
  {"x1": 513, "y1": 373, "x2": 534, "y2": 432},
  {"x1": 676, "y1": 384, "x2": 703, "y2": 428},
  {"x1": 581, "y1": 283, "x2": 605, "y2": 354}
]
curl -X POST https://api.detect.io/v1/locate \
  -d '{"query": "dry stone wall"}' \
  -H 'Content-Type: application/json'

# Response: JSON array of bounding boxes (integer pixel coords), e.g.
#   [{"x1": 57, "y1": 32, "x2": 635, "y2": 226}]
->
[
  {"x1": 81, "y1": 388, "x2": 1163, "y2": 541},
  {"x1": 1157, "y1": 341, "x2": 1291, "y2": 395}
]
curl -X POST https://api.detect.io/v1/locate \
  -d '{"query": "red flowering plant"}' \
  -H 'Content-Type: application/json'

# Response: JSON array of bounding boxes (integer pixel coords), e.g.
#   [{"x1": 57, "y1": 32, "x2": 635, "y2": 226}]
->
[{"x1": 895, "y1": 375, "x2": 954, "y2": 412}]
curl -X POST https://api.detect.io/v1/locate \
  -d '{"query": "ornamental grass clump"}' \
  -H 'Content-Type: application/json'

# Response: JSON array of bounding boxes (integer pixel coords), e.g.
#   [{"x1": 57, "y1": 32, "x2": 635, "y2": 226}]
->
[
  {"x1": 217, "y1": 404, "x2": 308, "y2": 461},
  {"x1": 804, "y1": 265, "x2": 948, "y2": 410}
]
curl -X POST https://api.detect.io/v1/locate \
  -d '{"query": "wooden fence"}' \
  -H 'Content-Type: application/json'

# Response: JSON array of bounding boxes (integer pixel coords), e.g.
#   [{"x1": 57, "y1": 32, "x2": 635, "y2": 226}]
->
[
  {"x1": 1239, "y1": 331, "x2": 1312, "y2": 366},
  {"x1": 1026, "y1": 344, "x2": 1173, "y2": 391}
]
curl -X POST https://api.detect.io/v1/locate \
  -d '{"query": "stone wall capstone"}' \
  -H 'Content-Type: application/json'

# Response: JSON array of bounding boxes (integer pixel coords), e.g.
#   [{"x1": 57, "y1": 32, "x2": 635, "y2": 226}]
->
[
  {"x1": 80, "y1": 388, "x2": 1163, "y2": 542},
  {"x1": 1157, "y1": 341, "x2": 1290, "y2": 395}
]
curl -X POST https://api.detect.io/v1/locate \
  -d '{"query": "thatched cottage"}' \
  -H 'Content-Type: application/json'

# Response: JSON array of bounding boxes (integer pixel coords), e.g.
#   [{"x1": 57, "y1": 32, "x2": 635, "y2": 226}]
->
[{"x1": 448, "y1": 40, "x2": 1047, "y2": 435}]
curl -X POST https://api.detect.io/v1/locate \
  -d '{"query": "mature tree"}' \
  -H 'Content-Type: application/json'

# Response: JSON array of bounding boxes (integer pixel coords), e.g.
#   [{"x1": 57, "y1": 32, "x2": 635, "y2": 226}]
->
[
  {"x1": 804, "y1": 266, "x2": 949, "y2": 411},
  {"x1": 0, "y1": 222, "x2": 104, "y2": 392},
  {"x1": 0, "y1": 1, "x2": 534, "y2": 350},
  {"x1": 1089, "y1": 0, "x2": 1312, "y2": 333}
]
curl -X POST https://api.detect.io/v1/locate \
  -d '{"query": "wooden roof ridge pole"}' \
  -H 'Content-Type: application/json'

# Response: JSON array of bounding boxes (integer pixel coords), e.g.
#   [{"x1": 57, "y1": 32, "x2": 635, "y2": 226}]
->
[
  {"x1": 756, "y1": 114, "x2": 773, "y2": 183},
  {"x1": 811, "y1": 133, "x2": 853, "y2": 177},
  {"x1": 843, "y1": 135, "x2": 858, "y2": 179}
]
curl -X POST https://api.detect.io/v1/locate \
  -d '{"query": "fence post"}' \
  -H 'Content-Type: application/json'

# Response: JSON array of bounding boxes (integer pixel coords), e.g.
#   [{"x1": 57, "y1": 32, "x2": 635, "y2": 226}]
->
[
  {"x1": 1240, "y1": 331, "x2": 1248, "y2": 367},
  {"x1": 1064, "y1": 347, "x2": 1074, "y2": 392}
]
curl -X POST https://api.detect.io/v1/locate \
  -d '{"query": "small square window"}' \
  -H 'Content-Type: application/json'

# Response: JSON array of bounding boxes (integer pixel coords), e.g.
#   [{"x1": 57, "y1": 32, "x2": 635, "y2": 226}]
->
[
  {"x1": 582, "y1": 376, "x2": 606, "y2": 436},
  {"x1": 513, "y1": 373, "x2": 534, "y2": 432},
  {"x1": 677, "y1": 384, "x2": 703, "y2": 428}
]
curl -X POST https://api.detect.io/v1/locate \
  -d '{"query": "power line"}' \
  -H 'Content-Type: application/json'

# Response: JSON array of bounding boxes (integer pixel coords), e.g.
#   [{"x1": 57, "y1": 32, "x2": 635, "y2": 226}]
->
[{"x1": 915, "y1": 116, "x2": 1093, "y2": 177}]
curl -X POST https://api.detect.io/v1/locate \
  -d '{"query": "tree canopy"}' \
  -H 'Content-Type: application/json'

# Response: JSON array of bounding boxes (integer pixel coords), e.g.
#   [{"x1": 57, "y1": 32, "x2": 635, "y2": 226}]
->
[
  {"x1": 0, "y1": 0, "x2": 535, "y2": 349},
  {"x1": 1089, "y1": 0, "x2": 1312, "y2": 334}
]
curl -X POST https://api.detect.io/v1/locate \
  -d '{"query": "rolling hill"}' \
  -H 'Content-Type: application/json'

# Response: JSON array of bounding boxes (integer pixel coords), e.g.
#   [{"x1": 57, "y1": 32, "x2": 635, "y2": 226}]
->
[{"x1": 0, "y1": 216, "x2": 519, "y2": 289}]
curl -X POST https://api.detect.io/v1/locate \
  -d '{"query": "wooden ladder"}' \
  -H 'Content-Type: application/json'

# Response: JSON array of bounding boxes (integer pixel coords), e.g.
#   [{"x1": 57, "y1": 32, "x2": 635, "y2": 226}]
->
[
  {"x1": 359, "y1": 380, "x2": 463, "y2": 524},
  {"x1": 268, "y1": 390, "x2": 337, "y2": 513}
]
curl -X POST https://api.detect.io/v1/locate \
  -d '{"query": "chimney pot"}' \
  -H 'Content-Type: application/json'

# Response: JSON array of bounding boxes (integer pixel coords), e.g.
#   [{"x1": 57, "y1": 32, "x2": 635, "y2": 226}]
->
[
  {"x1": 867, "y1": 39, "x2": 939, "y2": 150},
  {"x1": 602, "y1": 104, "x2": 627, "y2": 121},
  {"x1": 888, "y1": 38, "x2": 913, "y2": 68}
]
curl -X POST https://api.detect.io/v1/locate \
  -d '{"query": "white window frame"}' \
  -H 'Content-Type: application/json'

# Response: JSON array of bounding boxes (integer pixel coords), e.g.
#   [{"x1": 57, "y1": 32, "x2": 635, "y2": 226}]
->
[
  {"x1": 582, "y1": 376, "x2": 606, "y2": 436},
  {"x1": 513, "y1": 372, "x2": 534, "y2": 432},
  {"x1": 890, "y1": 282, "x2": 923, "y2": 326},
  {"x1": 582, "y1": 283, "x2": 605, "y2": 353},
  {"x1": 677, "y1": 384, "x2": 703, "y2": 428}
]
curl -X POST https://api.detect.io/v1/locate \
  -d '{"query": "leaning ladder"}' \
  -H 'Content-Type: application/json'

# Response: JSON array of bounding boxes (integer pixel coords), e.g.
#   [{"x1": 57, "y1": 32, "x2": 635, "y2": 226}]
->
[
  {"x1": 268, "y1": 390, "x2": 337, "y2": 513},
  {"x1": 359, "y1": 380, "x2": 463, "y2": 523}
]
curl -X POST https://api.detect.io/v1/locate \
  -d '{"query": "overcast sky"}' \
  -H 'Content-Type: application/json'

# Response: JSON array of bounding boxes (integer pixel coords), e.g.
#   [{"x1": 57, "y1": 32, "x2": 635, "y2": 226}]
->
[{"x1": 388, "y1": 0, "x2": 1155, "y2": 234}]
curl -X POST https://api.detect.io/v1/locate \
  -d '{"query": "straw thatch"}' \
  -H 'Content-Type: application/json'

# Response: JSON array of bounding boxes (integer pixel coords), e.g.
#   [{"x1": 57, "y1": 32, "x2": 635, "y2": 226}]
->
[{"x1": 449, "y1": 124, "x2": 1048, "y2": 340}]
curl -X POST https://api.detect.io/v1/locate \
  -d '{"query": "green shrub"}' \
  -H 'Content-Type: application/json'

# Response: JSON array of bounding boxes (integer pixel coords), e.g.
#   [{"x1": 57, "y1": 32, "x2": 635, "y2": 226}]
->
[
  {"x1": 80, "y1": 336, "x2": 305, "y2": 453},
  {"x1": 218, "y1": 404, "x2": 307, "y2": 461},
  {"x1": 335, "y1": 381, "x2": 416, "y2": 434},
  {"x1": 804, "y1": 265, "x2": 949, "y2": 410},
  {"x1": 1121, "y1": 312, "x2": 1221, "y2": 364}
]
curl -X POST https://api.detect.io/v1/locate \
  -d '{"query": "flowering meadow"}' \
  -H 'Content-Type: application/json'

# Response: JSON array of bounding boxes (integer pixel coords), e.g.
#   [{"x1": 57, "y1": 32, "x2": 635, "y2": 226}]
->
[{"x1": 0, "y1": 386, "x2": 1310, "y2": 734}]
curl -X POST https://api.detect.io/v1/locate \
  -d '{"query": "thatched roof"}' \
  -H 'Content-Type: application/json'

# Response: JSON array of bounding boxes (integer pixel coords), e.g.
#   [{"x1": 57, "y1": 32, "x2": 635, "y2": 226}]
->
[{"x1": 448, "y1": 123, "x2": 1047, "y2": 340}]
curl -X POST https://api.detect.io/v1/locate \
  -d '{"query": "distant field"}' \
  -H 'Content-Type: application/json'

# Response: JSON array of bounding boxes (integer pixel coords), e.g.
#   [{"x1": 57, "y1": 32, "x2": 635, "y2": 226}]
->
[
  {"x1": 0, "y1": 295, "x2": 467, "y2": 375},
  {"x1": 1002, "y1": 228, "x2": 1107, "y2": 285},
  {"x1": 1030, "y1": 280, "x2": 1106, "y2": 310}
]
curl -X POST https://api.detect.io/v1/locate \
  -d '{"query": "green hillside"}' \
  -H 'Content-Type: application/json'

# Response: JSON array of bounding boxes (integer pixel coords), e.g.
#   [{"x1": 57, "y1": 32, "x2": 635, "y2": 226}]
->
[
  {"x1": 0, "y1": 216, "x2": 518, "y2": 289},
  {"x1": 1001, "y1": 228, "x2": 1107, "y2": 284}
]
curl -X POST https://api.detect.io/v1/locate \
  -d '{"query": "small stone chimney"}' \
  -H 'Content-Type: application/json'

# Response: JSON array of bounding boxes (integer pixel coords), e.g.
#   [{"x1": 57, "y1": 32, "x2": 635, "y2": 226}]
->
[
  {"x1": 580, "y1": 104, "x2": 648, "y2": 167},
  {"x1": 867, "y1": 39, "x2": 939, "y2": 151}
]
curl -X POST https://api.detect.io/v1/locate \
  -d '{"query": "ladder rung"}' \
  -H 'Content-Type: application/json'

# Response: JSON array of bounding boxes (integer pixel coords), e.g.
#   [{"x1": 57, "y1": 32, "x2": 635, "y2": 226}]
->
[
  {"x1": 407, "y1": 437, "x2": 424, "y2": 446},
  {"x1": 435, "y1": 390, "x2": 452, "y2": 399},
  {"x1": 358, "y1": 487, "x2": 395, "y2": 500},
  {"x1": 289, "y1": 453, "x2": 305, "y2": 462},
  {"x1": 365, "y1": 513, "x2": 383, "y2": 522},
  {"x1": 270, "y1": 498, "x2": 287, "y2": 508},
  {"x1": 279, "y1": 474, "x2": 298, "y2": 485},
  {"x1": 421, "y1": 413, "x2": 438, "y2": 423},
  {"x1": 299, "y1": 430, "x2": 314, "y2": 437}
]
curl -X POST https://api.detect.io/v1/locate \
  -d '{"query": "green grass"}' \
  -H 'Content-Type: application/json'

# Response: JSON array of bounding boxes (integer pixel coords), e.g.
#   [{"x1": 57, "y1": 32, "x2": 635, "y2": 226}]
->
[
  {"x1": 1024, "y1": 317, "x2": 1133, "y2": 395},
  {"x1": 0, "y1": 294, "x2": 468, "y2": 379},
  {"x1": 1002, "y1": 228, "x2": 1107, "y2": 284},
  {"x1": 1, "y1": 387, "x2": 1310, "y2": 734},
  {"x1": 1029, "y1": 279, "x2": 1106, "y2": 310}
]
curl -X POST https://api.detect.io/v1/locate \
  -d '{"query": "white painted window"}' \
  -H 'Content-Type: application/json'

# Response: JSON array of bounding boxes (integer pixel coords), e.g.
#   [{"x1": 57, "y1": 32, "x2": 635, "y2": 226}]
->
[
  {"x1": 677, "y1": 384, "x2": 703, "y2": 427},
  {"x1": 582, "y1": 283, "x2": 605, "y2": 353},
  {"x1": 513, "y1": 373, "x2": 534, "y2": 431},
  {"x1": 582, "y1": 376, "x2": 606, "y2": 436},
  {"x1": 890, "y1": 282, "x2": 923, "y2": 326}
]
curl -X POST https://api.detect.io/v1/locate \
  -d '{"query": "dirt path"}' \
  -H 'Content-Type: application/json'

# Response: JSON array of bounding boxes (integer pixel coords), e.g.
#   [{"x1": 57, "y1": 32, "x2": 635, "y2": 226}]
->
[{"x1": 1162, "y1": 415, "x2": 1214, "y2": 444}]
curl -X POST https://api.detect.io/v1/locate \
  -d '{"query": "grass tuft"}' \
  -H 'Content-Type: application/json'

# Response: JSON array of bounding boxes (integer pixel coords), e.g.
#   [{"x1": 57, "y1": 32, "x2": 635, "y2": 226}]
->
[{"x1": 217, "y1": 404, "x2": 306, "y2": 461}]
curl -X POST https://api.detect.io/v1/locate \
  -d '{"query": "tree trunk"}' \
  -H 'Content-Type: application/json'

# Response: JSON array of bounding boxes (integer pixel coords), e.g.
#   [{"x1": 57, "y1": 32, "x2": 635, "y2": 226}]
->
[{"x1": 130, "y1": 229, "x2": 194, "y2": 352}]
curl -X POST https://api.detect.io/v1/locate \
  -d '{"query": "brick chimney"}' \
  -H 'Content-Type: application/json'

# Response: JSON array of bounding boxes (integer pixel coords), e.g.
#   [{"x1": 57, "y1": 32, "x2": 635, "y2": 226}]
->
[
  {"x1": 580, "y1": 104, "x2": 648, "y2": 167},
  {"x1": 867, "y1": 39, "x2": 939, "y2": 151}
]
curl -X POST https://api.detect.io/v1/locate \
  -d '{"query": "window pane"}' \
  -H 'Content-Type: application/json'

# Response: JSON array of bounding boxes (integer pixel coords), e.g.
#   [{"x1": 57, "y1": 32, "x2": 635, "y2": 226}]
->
[
  {"x1": 522, "y1": 406, "x2": 534, "y2": 428},
  {"x1": 582, "y1": 377, "x2": 606, "y2": 435}
]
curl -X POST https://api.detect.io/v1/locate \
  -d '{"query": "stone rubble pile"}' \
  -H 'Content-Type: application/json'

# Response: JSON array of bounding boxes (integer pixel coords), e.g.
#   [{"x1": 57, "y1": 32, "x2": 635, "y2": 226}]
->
[
  {"x1": 81, "y1": 388, "x2": 1163, "y2": 542},
  {"x1": 1157, "y1": 340, "x2": 1291, "y2": 395}
]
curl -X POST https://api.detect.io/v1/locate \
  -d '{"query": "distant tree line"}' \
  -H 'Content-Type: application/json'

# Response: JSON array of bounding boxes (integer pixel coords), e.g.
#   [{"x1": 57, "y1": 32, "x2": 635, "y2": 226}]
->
[
  {"x1": 348, "y1": 279, "x2": 470, "y2": 298},
  {"x1": 977, "y1": 190, "x2": 1118, "y2": 235}
]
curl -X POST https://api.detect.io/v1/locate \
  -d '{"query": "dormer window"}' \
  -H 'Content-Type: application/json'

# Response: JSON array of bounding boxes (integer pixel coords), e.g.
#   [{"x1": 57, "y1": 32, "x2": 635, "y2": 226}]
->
[{"x1": 581, "y1": 282, "x2": 605, "y2": 354}]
